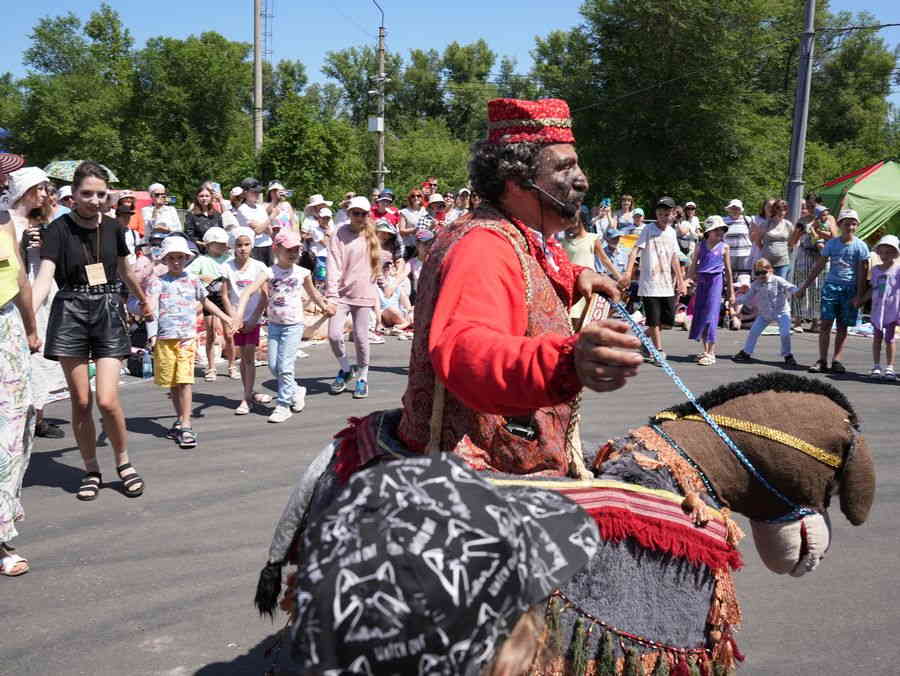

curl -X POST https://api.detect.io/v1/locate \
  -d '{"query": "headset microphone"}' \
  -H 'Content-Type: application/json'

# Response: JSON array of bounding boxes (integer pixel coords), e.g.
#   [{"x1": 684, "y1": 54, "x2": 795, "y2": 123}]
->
[{"x1": 525, "y1": 181, "x2": 579, "y2": 219}]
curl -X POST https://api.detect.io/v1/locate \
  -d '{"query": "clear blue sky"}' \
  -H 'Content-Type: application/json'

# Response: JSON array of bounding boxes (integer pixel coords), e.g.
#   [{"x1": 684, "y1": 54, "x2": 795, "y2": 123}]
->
[{"x1": 5, "y1": 0, "x2": 898, "y2": 101}]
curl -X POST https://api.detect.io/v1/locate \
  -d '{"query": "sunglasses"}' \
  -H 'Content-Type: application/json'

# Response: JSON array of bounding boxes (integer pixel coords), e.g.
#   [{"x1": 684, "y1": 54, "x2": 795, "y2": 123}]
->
[
  {"x1": 685, "y1": 206, "x2": 696, "y2": 210},
  {"x1": 754, "y1": 270, "x2": 769, "y2": 276},
  {"x1": 152, "y1": 192, "x2": 166, "y2": 197}
]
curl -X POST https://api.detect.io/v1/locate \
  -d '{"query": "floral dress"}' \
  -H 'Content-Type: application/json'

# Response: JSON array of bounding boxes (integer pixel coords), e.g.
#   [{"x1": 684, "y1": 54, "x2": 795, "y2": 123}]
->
[{"x1": 0, "y1": 301, "x2": 35, "y2": 544}]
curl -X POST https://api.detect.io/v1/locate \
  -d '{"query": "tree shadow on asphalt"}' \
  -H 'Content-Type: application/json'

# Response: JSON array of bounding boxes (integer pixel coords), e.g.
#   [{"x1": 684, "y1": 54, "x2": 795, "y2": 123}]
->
[
  {"x1": 194, "y1": 630, "x2": 300, "y2": 675},
  {"x1": 189, "y1": 391, "x2": 241, "y2": 419}
]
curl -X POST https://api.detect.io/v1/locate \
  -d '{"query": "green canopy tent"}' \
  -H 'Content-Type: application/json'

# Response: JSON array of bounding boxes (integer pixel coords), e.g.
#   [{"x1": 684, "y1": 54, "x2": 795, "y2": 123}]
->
[{"x1": 816, "y1": 159, "x2": 900, "y2": 241}]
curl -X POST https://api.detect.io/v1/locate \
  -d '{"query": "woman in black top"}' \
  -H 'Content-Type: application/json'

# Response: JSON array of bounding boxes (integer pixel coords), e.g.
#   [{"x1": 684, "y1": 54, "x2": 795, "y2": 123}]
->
[
  {"x1": 184, "y1": 184, "x2": 222, "y2": 249},
  {"x1": 32, "y1": 162, "x2": 152, "y2": 502}
]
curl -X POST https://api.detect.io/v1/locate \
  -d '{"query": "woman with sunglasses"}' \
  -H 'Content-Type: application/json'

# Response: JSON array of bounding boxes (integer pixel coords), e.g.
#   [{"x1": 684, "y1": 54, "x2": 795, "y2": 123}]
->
[
  {"x1": 32, "y1": 162, "x2": 153, "y2": 502},
  {"x1": 754, "y1": 198, "x2": 792, "y2": 278},
  {"x1": 141, "y1": 182, "x2": 181, "y2": 238},
  {"x1": 399, "y1": 189, "x2": 427, "y2": 259}
]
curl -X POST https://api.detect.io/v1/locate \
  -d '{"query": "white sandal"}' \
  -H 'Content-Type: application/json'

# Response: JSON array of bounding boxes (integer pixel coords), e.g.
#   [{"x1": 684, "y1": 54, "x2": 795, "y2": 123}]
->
[{"x1": 1, "y1": 552, "x2": 29, "y2": 577}]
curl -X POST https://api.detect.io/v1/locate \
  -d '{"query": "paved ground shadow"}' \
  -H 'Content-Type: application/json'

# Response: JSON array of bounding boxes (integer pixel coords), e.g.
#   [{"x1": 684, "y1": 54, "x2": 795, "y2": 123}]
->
[
  {"x1": 194, "y1": 631, "x2": 299, "y2": 675},
  {"x1": 23, "y1": 446, "x2": 84, "y2": 493}
]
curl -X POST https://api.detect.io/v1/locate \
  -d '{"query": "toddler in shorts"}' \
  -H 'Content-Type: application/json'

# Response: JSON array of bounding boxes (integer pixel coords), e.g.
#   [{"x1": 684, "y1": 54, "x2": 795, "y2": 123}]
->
[{"x1": 146, "y1": 236, "x2": 233, "y2": 448}]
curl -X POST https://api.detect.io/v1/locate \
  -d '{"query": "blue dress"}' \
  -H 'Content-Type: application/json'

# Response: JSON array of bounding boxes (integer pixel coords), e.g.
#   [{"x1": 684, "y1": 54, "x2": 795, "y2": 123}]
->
[{"x1": 689, "y1": 240, "x2": 725, "y2": 343}]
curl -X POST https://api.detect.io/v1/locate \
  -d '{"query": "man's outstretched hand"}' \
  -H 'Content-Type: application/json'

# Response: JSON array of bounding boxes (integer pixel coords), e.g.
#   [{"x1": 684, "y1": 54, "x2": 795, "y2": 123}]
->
[{"x1": 574, "y1": 320, "x2": 642, "y2": 393}]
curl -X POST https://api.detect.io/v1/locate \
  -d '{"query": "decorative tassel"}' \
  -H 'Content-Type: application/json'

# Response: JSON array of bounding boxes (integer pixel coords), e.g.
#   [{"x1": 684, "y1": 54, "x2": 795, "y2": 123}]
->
[
  {"x1": 595, "y1": 631, "x2": 617, "y2": 676},
  {"x1": 671, "y1": 654, "x2": 691, "y2": 676},
  {"x1": 624, "y1": 646, "x2": 646, "y2": 676},
  {"x1": 546, "y1": 596, "x2": 564, "y2": 656},
  {"x1": 254, "y1": 561, "x2": 284, "y2": 618},
  {"x1": 570, "y1": 618, "x2": 590, "y2": 676},
  {"x1": 687, "y1": 656, "x2": 701, "y2": 676},
  {"x1": 698, "y1": 654, "x2": 713, "y2": 676},
  {"x1": 651, "y1": 652, "x2": 671, "y2": 676}
]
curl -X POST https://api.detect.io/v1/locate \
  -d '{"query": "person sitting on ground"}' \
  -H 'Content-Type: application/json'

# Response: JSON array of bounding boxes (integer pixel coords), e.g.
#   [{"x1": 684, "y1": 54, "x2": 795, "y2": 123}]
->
[
  {"x1": 733, "y1": 258, "x2": 799, "y2": 368},
  {"x1": 796, "y1": 209, "x2": 869, "y2": 374},
  {"x1": 377, "y1": 259, "x2": 414, "y2": 337},
  {"x1": 408, "y1": 228, "x2": 435, "y2": 300},
  {"x1": 146, "y1": 236, "x2": 233, "y2": 448}
]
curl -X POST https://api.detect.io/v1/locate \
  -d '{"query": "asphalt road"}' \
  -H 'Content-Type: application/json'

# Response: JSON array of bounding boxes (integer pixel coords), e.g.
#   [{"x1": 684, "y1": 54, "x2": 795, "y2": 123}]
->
[{"x1": 4, "y1": 327, "x2": 898, "y2": 675}]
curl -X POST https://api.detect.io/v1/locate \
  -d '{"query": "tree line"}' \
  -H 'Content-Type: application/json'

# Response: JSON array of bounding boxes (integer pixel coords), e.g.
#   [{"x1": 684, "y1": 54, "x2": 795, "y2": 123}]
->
[{"x1": 2, "y1": 1, "x2": 898, "y2": 214}]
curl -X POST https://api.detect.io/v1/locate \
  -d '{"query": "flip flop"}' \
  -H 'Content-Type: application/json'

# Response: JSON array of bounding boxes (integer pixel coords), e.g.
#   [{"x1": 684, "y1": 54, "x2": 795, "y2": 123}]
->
[{"x1": 1, "y1": 552, "x2": 29, "y2": 576}]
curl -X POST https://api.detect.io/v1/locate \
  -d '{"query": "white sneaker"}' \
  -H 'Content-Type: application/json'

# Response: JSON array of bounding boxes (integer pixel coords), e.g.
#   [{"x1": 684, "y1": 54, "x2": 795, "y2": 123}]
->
[
  {"x1": 369, "y1": 331, "x2": 385, "y2": 345},
  {"x1": 268, "y1": 406, "x2": 293, "y2": 423},
  {"x1": 292, "y1": 386, "x2": 307, "y2": 412},
  {"x1": 870, "y1": 366, "x2": 882, "y2": 379}
]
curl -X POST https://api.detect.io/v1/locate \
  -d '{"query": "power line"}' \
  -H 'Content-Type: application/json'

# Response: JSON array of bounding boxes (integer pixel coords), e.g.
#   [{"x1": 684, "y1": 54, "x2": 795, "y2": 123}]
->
[
  {"x1": 817, "y1": 22, "x2": 900, "y2": 33},
  {"x1": 331, "y1": 3, "x2": 377, "y2": 40}
]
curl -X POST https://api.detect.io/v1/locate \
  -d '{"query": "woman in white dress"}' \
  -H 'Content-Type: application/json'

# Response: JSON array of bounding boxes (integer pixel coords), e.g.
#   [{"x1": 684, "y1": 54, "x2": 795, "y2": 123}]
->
[{"x1": 4, "y1": 167, "x2": 68, "y2": 438}]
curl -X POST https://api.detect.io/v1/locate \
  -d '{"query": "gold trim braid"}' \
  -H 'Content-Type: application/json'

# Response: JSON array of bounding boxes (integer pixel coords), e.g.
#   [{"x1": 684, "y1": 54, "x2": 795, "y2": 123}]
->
[{"x1": 654, "y1": 411, "x2": 842, "y2": 469}]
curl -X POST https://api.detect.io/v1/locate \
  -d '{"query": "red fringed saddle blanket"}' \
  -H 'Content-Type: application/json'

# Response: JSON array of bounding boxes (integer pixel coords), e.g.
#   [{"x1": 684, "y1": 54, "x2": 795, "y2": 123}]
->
[{"x1": 490, "y1": 478, "x2": 743, "y2": 573}]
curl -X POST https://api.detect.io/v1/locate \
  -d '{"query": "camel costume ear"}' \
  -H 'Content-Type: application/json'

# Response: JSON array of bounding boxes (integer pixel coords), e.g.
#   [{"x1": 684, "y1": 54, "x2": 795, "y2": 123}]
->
[{"x1": 839, "y1": 433, "x2": 876, "y2": 526}]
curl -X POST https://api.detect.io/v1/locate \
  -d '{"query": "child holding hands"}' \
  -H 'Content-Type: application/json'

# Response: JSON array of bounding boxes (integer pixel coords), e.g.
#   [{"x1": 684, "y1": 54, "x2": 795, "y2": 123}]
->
[
  {"x1": 223, "y1": 227, "x2": 271, "y2": 414},
  {"x1": 687, "y1": 215, "x2": 734, "y2": 365},
  {"x1": 733, "y1": 258, "x2": 799, "y2": 367},
  {"x1": 146, "y1": 236, "x2": 233, "y2": 448},
  {"x1": 235, "y1": 230, "x2": 335, "y2": 423},
  {"x1": 858, "y1": 235, "x2": 900, "y2": 379}
]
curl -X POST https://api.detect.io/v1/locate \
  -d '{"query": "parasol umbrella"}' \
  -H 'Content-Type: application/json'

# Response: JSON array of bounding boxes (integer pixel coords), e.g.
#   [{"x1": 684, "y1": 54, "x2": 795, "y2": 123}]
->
[{"x1": 44, "y1": 160, "x2": 119, "y2": 183}]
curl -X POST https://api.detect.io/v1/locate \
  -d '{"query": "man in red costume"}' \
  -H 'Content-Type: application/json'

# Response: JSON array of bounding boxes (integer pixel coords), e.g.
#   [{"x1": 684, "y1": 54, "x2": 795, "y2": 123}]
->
[{"x1": 397, "y1": 97, "x2": 642, "y2": 476}]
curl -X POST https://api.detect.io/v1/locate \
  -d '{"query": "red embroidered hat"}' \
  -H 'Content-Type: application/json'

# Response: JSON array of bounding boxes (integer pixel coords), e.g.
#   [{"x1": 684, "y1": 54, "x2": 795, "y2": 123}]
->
[{"x1": 487, "y1": 98, "x2": 575, "y2": 145}]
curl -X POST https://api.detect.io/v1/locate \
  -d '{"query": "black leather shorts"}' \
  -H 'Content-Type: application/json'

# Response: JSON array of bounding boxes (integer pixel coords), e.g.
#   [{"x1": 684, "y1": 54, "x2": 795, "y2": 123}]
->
[{"x1": 45, "y1": 291, "x2": 131, "y2": 361}]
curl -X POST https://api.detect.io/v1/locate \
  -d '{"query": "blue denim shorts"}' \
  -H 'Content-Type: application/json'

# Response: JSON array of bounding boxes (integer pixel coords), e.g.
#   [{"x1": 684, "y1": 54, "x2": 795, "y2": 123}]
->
[{"x1": 820, "y1": 281, "x2": 858, "y2": 326}]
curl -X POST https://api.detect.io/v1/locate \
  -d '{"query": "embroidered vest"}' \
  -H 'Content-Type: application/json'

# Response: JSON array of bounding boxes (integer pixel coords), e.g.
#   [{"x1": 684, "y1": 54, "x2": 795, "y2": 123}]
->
[{"x1": 397, "y1": 208, "x2": 581, "y2": 476}]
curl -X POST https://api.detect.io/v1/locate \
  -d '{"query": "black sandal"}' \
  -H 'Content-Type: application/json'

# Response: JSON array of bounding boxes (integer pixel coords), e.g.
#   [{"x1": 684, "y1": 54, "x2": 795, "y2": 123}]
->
[
  {"x1": 116, "y1": 463, "x2": 145, "y2": 498},
  {"x1": 177, "y1": 427, "x2": 197, "y2": 449},
  {"x1": 77, "y1": 472, "x2": 102, "y2": 501}
]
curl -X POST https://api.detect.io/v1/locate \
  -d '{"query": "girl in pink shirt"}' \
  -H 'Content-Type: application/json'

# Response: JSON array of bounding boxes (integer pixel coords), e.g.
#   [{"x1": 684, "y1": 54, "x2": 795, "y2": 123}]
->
[{"x1": 326, "y1": 196, "x2": 382, "y2": 399}]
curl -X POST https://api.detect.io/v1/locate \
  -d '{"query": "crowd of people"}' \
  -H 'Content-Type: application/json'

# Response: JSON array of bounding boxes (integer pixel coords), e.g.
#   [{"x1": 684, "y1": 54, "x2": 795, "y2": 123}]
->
[
  {"x1": 571, "y1": 192, "x2": 898, "y2": 376},
  {"x1": 1, "y1": 153, "x2": 897, "y2": 574}
]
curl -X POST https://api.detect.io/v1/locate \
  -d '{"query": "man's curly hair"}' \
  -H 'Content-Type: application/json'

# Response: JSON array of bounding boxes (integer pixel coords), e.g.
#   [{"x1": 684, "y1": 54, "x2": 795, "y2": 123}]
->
[{"x1": 468, "y1": 140, "x2": 544, "y2": 205}]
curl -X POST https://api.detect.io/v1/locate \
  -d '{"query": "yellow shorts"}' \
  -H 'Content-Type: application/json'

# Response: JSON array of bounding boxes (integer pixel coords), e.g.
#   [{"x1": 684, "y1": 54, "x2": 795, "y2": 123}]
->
[{"x1": 154, "y1": 338, "x2": 196, "y2": 387}]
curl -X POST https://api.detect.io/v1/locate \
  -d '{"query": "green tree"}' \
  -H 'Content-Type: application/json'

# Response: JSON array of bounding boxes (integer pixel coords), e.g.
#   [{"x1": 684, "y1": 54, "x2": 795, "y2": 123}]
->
[
  {"x1": 258, "y1": 96, "x2": 367, "y2": 201},
  {"x1": 322, "y1": 46, "x2": 403, "y2": 126},
  {"x1": 496, "y1": 57, "x2": 539, "y2": 100},
  {"x1": 385, "y1": 118, "x2": 470, "y2": 197}
]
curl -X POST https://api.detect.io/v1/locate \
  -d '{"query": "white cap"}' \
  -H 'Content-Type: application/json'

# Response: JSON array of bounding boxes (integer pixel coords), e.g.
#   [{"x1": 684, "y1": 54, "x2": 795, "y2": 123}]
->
[
  {"x1": 725, "y1": 199, "x2": 743, "y2": 211},
  {"x1": 229, "y1": 186, "x2": 244, "y2": 198},
  {"x1": 160, "y1": 235, "x2": 194, "y2": 259},
  {"x1": 837, "y1": 208, "x2": 860, "y2": 223},
  {"x1": 685, "y1": 201, "x2": 697, "y2": 208},
  {"x1": 318, "y1": 207, "x2": 333, "y2": 218},
  {"x1": 875, "y1": 234, "x2": 900, "y2": 254},
  {"x1": 232, "y1": 226, "x2": 256, "y2": 244},
  {"x1": 148, "y1": 182, "x2": 165, "y2": 194},
  {"x1": 428, "y1": 193, "x2": 446, "y2": 205},
  {"x1": 307, "y1": 193, "x2": 333, "y2": 208},
  {"x1": 268, "y1": 181, "x2": 286, "y2": 193},
  {"x1": 703, "y1": 215, "x2": 728, "y2": 232},
  {"x1": 6, "y1": 167, "x2": 49, "y2": 207},
  {"x1": 347, "y1": 196, "x2": 371, "y2": 212},
  {"x1": 202, "y1": 226, "x2": 229, "y2": 245},
  {"x1": 59, "y1": 185, "x2": 72, "y2": 199}
]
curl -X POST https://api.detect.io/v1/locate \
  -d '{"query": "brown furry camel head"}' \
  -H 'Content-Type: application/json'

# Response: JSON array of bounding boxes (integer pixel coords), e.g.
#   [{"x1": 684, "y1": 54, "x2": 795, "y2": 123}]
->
[{"x1": 654, "y1": 372, "x2": 875, "y2": 526}]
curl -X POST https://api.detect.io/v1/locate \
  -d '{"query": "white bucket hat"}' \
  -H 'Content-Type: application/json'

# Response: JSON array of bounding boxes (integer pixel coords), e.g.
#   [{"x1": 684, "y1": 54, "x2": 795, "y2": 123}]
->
[
  {"x1": 874, "y1": 234, "x2": 900, "y2": 255},
  {"x1": 202, "y1": 226, "x2": 230, "y2": 245},
  {"x1": 703, "y1": 215, "x2": 728, "y2": 232},
  {"x1": 306, "y1": 193, "x2": 333, "y2": 208},
  {"x1": 7, "y1": 167, "x2": 49, "y2": 206},
  {"x1": 229, "y1": 186, "x2": 244, "y2": 198},
  {"x1": 232, "y1": 226, "x2": 256, "y2": 245},
  {"x1": 318, "y1": 207, "x2": 333, "y2": 219},
  {"x1": 725, "y1": 198, "x2": 744, "y2": 211},
  {"x1": 268, "y1": 181, "x2": 286, "y2": 193},
  {"x1": 148, "y1": 182, "x2": 166, "y2": 194},
  {"x1": 428, "y1": 193, "x2": 446, "y2": 206},
  {"x1": 160, "y1": 235, "x2": 194, "y2": 259},
  {"x1": 837, "y1": 208, "x2": 860, "y2": 223},
  {"x1": 59, "y1": 185, "x2": 72, "y2": 200},
  {"x1": 347, "y1": 196, "x2": 371, "y2": 212}
]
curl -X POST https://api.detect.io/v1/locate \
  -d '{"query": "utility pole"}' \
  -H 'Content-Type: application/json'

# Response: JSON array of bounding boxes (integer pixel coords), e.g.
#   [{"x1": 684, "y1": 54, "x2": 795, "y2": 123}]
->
[
  {"x1": 370, "y1": 0, "x2": 387, "y2": 191},
  {"x1": 253, "y1": 0, "x2": 264, "y2": 153},
  {"x1": 786, "y1": 0, "x2": 816, "y2": 224}
]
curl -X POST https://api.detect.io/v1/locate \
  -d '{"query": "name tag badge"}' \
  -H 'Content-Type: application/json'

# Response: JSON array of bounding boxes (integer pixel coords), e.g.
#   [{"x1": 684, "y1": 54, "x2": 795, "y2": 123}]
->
[{"x1": 85, "y1": 263, "x2": 108, "y2": 286}]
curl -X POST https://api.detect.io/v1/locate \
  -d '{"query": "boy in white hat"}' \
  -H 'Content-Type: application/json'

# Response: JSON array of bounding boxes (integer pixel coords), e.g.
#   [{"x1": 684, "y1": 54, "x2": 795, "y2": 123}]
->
[
  {"x1": 856, "y1": 234, "x2": 900, "y2": 379},
  {"x1": 146, "y1": 236, "x2": 233, "y2": 448},
  {"x1": 796, "y1": 209, "x2": 869, "y2": 374}
]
